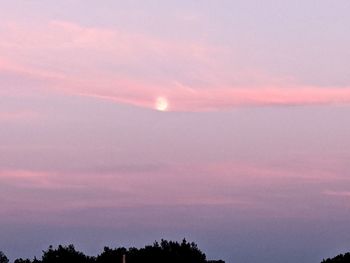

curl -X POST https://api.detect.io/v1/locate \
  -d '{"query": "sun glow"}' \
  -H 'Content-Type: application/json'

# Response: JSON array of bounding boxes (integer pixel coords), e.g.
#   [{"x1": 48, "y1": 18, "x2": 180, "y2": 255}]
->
[{"x1": 155, "y1": 97, "x2": 169, "y2": 111}]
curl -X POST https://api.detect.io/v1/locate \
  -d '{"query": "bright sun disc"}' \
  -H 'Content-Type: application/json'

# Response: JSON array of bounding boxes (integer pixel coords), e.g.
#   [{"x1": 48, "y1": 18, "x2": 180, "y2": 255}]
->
[{"x1": 155, "y1": 97, "x2": 169, "y2": 111}]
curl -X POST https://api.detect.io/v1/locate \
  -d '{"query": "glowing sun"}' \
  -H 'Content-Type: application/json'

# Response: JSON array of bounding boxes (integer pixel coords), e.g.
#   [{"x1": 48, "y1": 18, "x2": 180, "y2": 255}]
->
[{"x1": 155, "y1": 97, "x2": 169, "y2": 111}]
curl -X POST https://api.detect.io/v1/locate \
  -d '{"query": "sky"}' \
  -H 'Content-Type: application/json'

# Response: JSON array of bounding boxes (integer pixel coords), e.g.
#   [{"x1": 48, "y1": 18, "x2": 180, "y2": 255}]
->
[{"x1": 1, "y1": 1, "x2": 350, "y2": 262}]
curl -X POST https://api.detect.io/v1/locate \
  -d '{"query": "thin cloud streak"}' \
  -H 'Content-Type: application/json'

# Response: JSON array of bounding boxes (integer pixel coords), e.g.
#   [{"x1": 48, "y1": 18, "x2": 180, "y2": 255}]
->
[
  {"x1": 3, "y1": 56, "x2": 350, "y2": 111},
  {"x1": 323, "y1": 190, "x2": 350, "y2": 197},
  {"x1": 2, "y1": 20, "x2": 350, "y2": 111},
  {"x1": 3, "y1": 58, "x2": 350, "y2": 111},
  {"x1": 0, "y1": 110, "x2": 40, "y2": 122},
  {"x1": 1, "y1": 158, "x2": 343, "y2": 210},
  {"x1": 80, "y1": 86, "x2": 350, "y2": 112}
]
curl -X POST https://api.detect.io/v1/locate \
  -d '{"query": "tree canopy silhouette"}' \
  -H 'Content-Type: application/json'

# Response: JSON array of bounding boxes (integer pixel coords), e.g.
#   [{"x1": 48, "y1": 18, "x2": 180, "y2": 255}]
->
[
  {"x1": 321, "y1": 252, "x2": 350, "y2": 263},
  {"x1": 0, "y1": 251, "x2": 9, "y2": 263},
  {"x1": 11, "y1": 239, "x2": 224, "y2": 263},
  {"x1": 41, "y1": 245, "x2": 94, "y2": 263}
]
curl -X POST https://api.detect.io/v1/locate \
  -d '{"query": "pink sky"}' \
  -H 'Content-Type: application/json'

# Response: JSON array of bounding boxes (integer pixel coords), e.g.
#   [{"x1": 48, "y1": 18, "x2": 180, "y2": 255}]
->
[
  {"x1": 1, "y1": 1, "x2": 350, "y2": 263},
  {"x1": 2, "y1": 19, "x2": 350, "y2": 112}
]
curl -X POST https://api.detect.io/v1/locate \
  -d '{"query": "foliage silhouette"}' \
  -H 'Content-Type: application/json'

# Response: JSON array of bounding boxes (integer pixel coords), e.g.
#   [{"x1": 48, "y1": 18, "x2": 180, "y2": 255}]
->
[
  {"x1": 41, "y1": 245, "x2": 94, "y2": 263},
  {"x1": 0, "y1": 251, "x2": 9, "y2": 263},
  {"x1": 12, "y1": 239, "x2": 224, "y2": 263},
  {"x1": 14, "y1": 259, "x2": 31, "y2": 263},
  {"x1": 321, "y1": 252, "x2": 350, "y2": 263}
]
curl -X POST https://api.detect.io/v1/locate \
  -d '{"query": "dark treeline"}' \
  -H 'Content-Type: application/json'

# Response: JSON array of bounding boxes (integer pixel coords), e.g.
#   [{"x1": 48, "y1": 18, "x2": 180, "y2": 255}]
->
[
  {"x1": 0, "y1": 239, "x2": 225, "y2": 263},
  {"x1": 3, "y1": 242, "x2": 350, "y2": 263},
  {"x1": 322, "y1": 252, "x2": 350, "y2": 263}
]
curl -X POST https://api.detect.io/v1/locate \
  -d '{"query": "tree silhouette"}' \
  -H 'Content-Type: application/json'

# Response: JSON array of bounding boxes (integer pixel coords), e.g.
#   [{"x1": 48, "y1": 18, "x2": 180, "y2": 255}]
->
[
  {"x1": 96, "y1": 247, "x2": 127, "y2": 263},
  {"x1": 321, "y1": 252, "x2": 350, "y2": 263},
  {"x1": 41, "y1": 244, "x2": 94, "y2": 263},
  {"x1": 125, "y1": 239, "x2": 207, "y2": 263},
  {"x1": 0, "y1": 251, "x2": 9, "y2": 263},
  {"x1": 5, "y1": 239, "x2": 225, "y2": 263},
  {"x1": 14, "y1": 259, "x2": 31, "y2": 263}
]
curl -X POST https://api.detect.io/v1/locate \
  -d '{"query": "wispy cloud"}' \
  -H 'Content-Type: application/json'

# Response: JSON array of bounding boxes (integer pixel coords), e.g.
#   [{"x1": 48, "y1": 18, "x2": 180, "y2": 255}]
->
[
  {"x1": 0, "y1": 110, "x2": 40, "y2": 122},
  {"x1": 323, "y1": 190, "x2": 350, "y2": 197},
  {"x1": 0, "y1": 152, "x2": 347, "y2": 225},
  {"x1": 79, "y1": 85, "x2": 350, "y2": 112},
  {"x1": 1, "y1": 20, "x2": 350, "y2": 112}
]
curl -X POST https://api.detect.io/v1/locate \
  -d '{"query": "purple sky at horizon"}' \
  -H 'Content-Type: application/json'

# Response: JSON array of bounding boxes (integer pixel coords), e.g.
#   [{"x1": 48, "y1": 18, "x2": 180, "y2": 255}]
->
[{"x1": 1, "y1": 1, "x2": 350, "y2": 262}]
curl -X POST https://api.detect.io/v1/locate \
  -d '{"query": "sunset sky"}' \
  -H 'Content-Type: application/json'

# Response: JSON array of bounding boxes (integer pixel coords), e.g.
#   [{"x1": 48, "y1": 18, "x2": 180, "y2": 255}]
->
[{"x1": 1, "y1": 1, "x2": 350, "y2": 262}]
